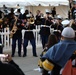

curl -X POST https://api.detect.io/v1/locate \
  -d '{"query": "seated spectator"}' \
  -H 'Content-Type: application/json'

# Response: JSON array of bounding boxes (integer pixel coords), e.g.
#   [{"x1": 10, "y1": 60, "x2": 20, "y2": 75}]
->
[
  {"x1": 0, "y1": 54, "x2": 25, "y2": 75},
  {"x1": 38, "y1": 34, "x2": 58, "y2": 75},
  {"x1": 41, "y1": 27, "x2": 76, "y2": 75}
]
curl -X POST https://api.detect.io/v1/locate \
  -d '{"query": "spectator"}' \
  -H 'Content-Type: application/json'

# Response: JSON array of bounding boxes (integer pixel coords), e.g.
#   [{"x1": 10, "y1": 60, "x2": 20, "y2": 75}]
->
[
  {"x1": 41, "y1": 27, "x2": 76, "y2": 75},
  {"x1": 38, "y1": 34, "x2": 58, "y2": 75},
  {"x1": 40, "y1": 34, "x2": 58, "y2": 57},
  {"x1": 0, "y1": 54, "x2": 25, "y2": 75}
]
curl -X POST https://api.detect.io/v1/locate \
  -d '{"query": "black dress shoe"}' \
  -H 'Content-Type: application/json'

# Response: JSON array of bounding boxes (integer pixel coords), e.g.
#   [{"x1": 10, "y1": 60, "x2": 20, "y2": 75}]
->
[
  {"x1": 23, "y1": 55, "x2": 26, "y2": 57},
  {"x1": 18, "y1": 55, "x2": 21, "y2": 57},
  {"x1": 33, "y1": 55, "x2": 38, "y2": 57}
]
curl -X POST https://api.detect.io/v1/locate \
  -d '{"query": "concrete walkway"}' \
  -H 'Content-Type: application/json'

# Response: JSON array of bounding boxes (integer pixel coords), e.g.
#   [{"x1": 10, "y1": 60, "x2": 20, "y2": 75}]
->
[{"x1": 4, "y1": 47, "x2": 43, "y2": 75}]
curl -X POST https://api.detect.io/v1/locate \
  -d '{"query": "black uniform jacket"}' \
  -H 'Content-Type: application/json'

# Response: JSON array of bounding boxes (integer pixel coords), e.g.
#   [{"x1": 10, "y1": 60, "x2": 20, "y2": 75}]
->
[
  {"x1": 35, "y1": 14, "x2": 42, "y2": 25},
  {"x1": 11, "y1": 19, "x2": 24, "y2": 39},
  {"x1": 39, "y1": 17, "x2": 53, "y2": 36},
  {"x1": 24, "y1": 23, "x2": 35, "y2": 40}
]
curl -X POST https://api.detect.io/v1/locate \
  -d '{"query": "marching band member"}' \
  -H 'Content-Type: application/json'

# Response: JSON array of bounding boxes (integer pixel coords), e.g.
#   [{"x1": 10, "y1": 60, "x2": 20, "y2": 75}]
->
[
  {"x1": 7, "y1": 8, "x2": 15, "y2": 31},
  {"x1": 9, "y1": 14, "x2": 23, "y2": 57},
  {"x1": 0, "y1": 10, "x2": 4, "y2": 19},
  {"x1": 22, "y1": 9, "x2": 29, "y2": 21},
  {"x1": 39, "y1": 9, "x2": 53, "y2": 49},
  {"x1": 23, "y1": 13, "x2": 37, "y2": 57},
  {"x1": 0, "y1": 20, "x2": 3, "y2": 53},
  {"x1": 71, "y1": 1, "x2": 76, "y2": 20},
  {"x1": 71, "y1": 20, "x2": 76, "y2": 41},
  {"x1": 38, "y1": 34, "x2": 58, "y2": 75},
  {"x1": 2, "y1": 5, "x2": 8, "y2": 18},
  {"x1": 51, "y1": 15, "x2": 63, "y2": 41},
  {"x1": 61, "y1": 19, "x2": 70, "y2": 28},
  {"x1": 35, "y1": 10, "x2": 42, "y2": 25},
  {"x1": 51, "y1": 7, "x2": 56, "y2": 18},
  {"x1": 2, "y1": 18, "x2": 9, "y2": 30},
  {"x1": 15, "y1": 9, "x2": 23, "y2": 20}
]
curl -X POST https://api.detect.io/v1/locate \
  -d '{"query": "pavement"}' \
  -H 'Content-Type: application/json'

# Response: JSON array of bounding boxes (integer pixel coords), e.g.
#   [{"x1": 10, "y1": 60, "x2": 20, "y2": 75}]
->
[{"x1": 3, "y1": 47, "x2": 43, "y2": 75}]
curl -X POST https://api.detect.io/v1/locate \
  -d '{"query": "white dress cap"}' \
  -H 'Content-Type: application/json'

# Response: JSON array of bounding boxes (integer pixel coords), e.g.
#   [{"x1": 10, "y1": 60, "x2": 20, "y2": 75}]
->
[
  {"x1": 57, "y1": 15, "x2": 62, "y2": 19},
  {"x1": 45, "y1": 9, "x2": 51, "y2": 14},
  {"x1": 26, "y1": 14, "x2": 31, "y2": 17},
  {"x1": 61, "y1": 20, "x2": 70, "y2": 27}
]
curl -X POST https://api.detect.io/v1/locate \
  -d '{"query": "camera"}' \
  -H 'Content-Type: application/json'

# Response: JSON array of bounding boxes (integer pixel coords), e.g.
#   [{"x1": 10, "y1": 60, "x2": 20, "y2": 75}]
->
[{"x1": 0, "y1": 54, "x2": 8, "y2": 62}]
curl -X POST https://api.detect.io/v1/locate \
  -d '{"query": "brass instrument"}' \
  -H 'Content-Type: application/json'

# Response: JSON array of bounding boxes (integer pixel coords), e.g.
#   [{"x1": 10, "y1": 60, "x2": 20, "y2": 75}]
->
[
  {"x1": 0, "y1": 19, "x2": 3, "y2": 23},
  {"x1": 69, "y1": 19, "x2": 74, "y2": 27},
  {"x1": 29, "y1": 17, "x2": 34, "y2": 24},
  {"x1": 24, "y1": 17, "x2": 34, "y2": 29},
  {"x1": 9, "y1": 16, "x2": 18, "y2": 38},
  {"x1": 26, "y1": 13, "x2": 34, "y2": 25}
]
